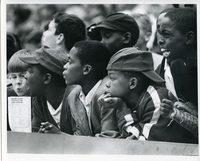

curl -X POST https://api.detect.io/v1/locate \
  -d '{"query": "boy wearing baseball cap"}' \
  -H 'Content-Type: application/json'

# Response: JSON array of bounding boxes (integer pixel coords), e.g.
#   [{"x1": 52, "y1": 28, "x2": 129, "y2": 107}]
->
[
  {"x1": 98, "y1": 47, "x2": 197, "y2": 143},
  {"x1": 19, "y1": 47, "x2": 73, "y2": 133},
  {"x1": 88, "y1": 12, "x2": 139, "y2": 56},
  {"x1": 88, "y1": 12, "x2": 162, "y2": 69}
]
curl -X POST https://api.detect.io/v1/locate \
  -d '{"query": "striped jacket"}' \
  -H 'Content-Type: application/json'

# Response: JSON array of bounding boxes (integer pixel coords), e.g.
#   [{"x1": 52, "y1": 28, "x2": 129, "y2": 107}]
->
[{"x1": 117, "y1": 85, "x2": 197, "y2": 144}]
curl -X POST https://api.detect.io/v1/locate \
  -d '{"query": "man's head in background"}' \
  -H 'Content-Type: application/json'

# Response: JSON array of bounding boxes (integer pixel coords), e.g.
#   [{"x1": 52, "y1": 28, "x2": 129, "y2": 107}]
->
[{"x1": 42, "y1": 12, "x2": 86, "y2": 52}]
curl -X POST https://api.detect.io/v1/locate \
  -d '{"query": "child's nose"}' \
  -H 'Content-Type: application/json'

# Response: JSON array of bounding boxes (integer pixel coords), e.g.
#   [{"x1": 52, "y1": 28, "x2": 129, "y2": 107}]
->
[
  {"x1": 63, "y1": 63, "x2": 68, "y2": 75},
  {"x1": 157, "y1": 34, "x2": 164, "y2": 45},
  {"x1": 16, "y1": 77, "x2": 22, "y2": 84},
  {"x1": 63, "y1": 63, "x2": 68, "y2": 70}
]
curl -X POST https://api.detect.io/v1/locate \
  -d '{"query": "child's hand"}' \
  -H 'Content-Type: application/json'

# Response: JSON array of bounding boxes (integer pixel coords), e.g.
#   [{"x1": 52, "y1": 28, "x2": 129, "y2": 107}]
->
[
  {"x1": 38, "y1": 122, "x2": 62, "y2": 134},
  {"x1": 160, "y1": 98, "x2": 174, "y2": 119},
  {"x1": 160, "y1": 91, "x2": 178, "y2": 119},
  {"x1": 98, "y1": 93, "x2": 126, "y2": 111}
]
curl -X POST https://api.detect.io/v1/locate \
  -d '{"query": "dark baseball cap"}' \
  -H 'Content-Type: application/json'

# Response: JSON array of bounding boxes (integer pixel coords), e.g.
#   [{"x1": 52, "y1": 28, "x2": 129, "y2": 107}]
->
[
  {"x1": 19, "y1": 47, "x2": 68, "y2": 76},
  {"x1": 107, "y1": 47, "x2": 165, "y2": 84},
  {"x1": 95, "y1": 13, "x2": 140, "y2": 44}
]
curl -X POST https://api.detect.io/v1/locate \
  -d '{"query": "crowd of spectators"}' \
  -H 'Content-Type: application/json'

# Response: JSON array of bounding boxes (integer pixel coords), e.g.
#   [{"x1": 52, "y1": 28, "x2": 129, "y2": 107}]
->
[{"x1": 6, "y1": 4, "x2": 171, "y2": 52}]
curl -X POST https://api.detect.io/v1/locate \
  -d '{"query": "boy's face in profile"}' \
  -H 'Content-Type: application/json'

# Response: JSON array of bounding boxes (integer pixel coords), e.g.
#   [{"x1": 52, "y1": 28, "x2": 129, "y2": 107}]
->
[
  {"x1": 100, "y1": 28, "x2": 125, "y2": 55},
  {"x1": 26, "y1": 65, "x2": 45, "y2": 96},
  {"x1": 105, "y1": 70, "x2": 130, "y2": 98},
  {"x1": 9, "y1": 72, "x2": 29, "y2": 96},
  {"x1": 42, "y1": 19, "x2": 58, "y2": 48},
  {"x1": 63, "y1": 47, "x2": 84, "y2": 85},
  {"x1": 157, "y1": 12, "x2": 186, "y2": 63}
]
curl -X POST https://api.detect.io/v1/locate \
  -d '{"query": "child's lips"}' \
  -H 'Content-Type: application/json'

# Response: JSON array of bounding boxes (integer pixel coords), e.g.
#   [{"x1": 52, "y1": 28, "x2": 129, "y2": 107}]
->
[
  {"x1": 63, "y1": 75, "x2": 69, "y2": 81},
  {"x1": 16, "y1": 88, "x2": 22, "y2": 93},
  {"x1": 161, "y1": 48, "x2": 170, "y2": 57}
]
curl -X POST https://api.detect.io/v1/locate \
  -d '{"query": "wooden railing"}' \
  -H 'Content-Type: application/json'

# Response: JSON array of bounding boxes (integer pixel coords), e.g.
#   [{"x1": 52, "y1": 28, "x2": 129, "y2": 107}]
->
[{"x1": 7, "y1": 131, "x2": 198, "y2": 155}]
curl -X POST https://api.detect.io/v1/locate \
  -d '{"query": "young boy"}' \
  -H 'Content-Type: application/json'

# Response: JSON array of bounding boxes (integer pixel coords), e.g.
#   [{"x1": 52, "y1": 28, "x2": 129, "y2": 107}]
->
[
  {"x1": 42, "y1": 12, "x2": 86, "y2": 53},
  {"x1": 19, "y1": 47, "x2": 70, "y2": 133},
  {"x1": 7, "y1": 49, "x2": 31, "y2": 96},
  {"x1": 90, "y1": 12, "x2": 139, "y2": 56},
  {"x1": 156, "y1": 8, "x2": 198, "y2": 138},
  {"x1": 88, "y1": 12, "x2": 161, "y2": 68},
  {"x1": 98, "y1": 47, "x2": 197, "y2": 143},
  {"x1": 40, "y1": 40, "x2": 119, "y2": 137},
  {"x1": 7, "y1": 49, "x2": 31, "y2": 130}
]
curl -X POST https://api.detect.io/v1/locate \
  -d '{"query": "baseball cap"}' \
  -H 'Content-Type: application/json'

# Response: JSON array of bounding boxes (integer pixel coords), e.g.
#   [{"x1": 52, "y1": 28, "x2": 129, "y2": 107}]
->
[
  {"x1": 95, "y1": 13, "x2": 139, "y2": 44},
  {"x1": 19, "y1": 47, "x2": 68, "y2": 76},
  {"x1": 107, "y1": 47, "x2": 165, "y2": 84}
]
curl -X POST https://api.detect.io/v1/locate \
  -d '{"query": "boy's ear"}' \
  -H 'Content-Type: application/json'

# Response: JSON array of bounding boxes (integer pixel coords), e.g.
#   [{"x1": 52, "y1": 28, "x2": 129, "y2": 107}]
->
[
  {"x1": 185, "y1": 31, "x2": 195, "y2": 45},
  {"x1": 123, "y1": 32, "x2": 132, "y2": 44},
  {"x1": 56, "y1": 33, "x2": 64, "y2": 45},
  {"x1": 129, "y1": 77, "x2": 138, "y2": 90},
  {"x1": 43, "y1": 73, "x2": 52, "y2": 85},
  {"x1": 83, "y1": 65, "x2": 92, "y2": 75}
]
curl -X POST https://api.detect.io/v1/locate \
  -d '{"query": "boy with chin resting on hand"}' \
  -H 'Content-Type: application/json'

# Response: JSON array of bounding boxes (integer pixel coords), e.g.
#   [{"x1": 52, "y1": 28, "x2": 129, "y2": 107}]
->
[{"x1": 98, "y1": 47, "x2": 197, "y2": 144}]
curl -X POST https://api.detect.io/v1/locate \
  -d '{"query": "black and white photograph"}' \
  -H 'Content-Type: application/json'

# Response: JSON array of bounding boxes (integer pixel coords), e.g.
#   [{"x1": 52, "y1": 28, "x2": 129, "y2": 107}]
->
[{"x1": 1, "y1": 0, "x2": 199, "y2": 161}]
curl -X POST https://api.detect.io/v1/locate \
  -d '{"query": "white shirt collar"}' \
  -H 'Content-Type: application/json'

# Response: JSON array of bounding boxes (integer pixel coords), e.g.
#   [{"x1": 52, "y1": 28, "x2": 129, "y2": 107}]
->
[
  {"x1": 79, "y1": 80, "x2": 102, "y2": 133},
  {"x1": 164, "y1": 59, "x2": 178, "y2": 98},
  {"x1": 79, "y1": 80, "x2": 102, "y2": 106},
  {"x1": 47, "y1": 101, "x2": 63, "y2": 126},
  {"x1": 164, "y1": 59, "x2": 172, "y2": 78}
]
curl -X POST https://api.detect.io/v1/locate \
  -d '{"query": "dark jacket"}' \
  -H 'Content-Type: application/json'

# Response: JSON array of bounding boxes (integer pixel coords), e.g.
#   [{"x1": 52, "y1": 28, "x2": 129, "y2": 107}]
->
[
  {"x1": 156, "y1": 58, "x2": 197, "y2": 106},
  {"x1": 32, "y1": 82, "x2": 119, "y2": 137},
  {"x1": 63, "y1": 79, "x2": 119, "y2": 137},
  {"x1": 117, "y1": 85, "x2": 197, "y2": 144},
  {"x1": 31, "y1": 85, "x2": 75, "y2": 133}
]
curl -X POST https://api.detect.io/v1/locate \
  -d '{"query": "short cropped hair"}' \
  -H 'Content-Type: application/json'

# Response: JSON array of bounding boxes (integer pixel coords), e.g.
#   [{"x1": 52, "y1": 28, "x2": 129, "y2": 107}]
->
[
  {"x1": 52, "y1": 12, "x2": 86, "y2": 51},
  {"x1": 161, "y1": 8, "x2": 197, "y2": 35},
  {"x1": 74, "y1": 40, "x2": 111, "y2": 80},
  {"x1": 8, "y1": 49, "x2": 31, "y2": 73}
]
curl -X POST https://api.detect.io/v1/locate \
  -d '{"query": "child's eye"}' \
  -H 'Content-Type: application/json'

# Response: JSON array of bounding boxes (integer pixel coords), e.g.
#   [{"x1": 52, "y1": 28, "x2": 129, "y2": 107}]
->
[
  {"x1": 19, "y1": 73, "x2": 26, "y2": 78},
  {"x1": 103, "y1": 32, "x2": 112, "y2": 39},
  {"x1": 10, "y1": 75, "x2": 17, "y2": 79},
  {"x1": 162, "y1": 31, "x2": 171, "y2": 38},
  {"x1": 109, "y1": 75, "x2": 114, "y2": 81},
  {"x1": 163, "y1": 34, "x2": 170, "y2": 38}
]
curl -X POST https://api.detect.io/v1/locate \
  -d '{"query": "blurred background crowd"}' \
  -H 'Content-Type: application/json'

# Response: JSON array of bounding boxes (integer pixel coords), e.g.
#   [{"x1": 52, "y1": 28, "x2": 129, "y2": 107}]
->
[
  {"x1": 6, "y1": 4, "x2": 197, "y2": 65},
  {"x1": 6, "y1": 4, "x2": 174, "y2": 58}
]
